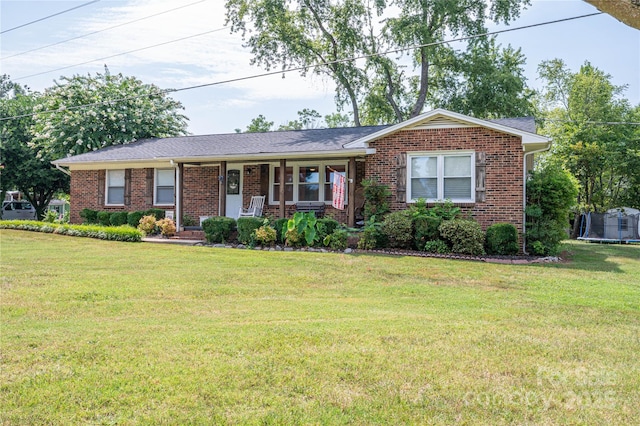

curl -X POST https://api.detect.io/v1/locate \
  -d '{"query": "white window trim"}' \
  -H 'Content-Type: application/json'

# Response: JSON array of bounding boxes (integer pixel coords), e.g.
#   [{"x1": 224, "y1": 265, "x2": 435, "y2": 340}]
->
[
  {"x1": 269, "y1": 161, "x2": 349, "y2": 205},
  {"x1": 105, "y1": 169, "x2": 125, "y2": 206},
  {"x1": 154, "y1": 168, "x2": 176, "y2": 206},
  {"x1": 406, "y1": 151, "x2": 475, "y2": 203}
]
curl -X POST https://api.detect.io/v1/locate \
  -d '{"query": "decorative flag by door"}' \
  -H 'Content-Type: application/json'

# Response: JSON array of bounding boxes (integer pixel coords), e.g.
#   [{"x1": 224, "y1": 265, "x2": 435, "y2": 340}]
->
[{"x1": 332, "y1": 171, "x2": 346, "y2": 210}]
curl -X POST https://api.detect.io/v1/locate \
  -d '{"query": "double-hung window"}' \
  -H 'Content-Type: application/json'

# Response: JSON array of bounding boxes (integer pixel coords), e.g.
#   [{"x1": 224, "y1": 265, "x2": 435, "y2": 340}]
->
[
  {"x1": 155, "y1": 169, "x2": 175, "y2": 205},
  {"x1": 106, "y1": 170, "x2": 125, "y2": 205},
  {"x1": 408, "y1": 152, "x2": 474, "y2": 202},
  {"x1": 270, "y1": 162, "x2": 347, "y2": 204}
]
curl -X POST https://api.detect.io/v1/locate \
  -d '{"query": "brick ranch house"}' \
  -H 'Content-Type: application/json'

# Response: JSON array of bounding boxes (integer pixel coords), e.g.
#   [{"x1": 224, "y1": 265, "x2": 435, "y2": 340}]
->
[{"x1": 53, "y1": 109, "x2": 550, "y2": 243}]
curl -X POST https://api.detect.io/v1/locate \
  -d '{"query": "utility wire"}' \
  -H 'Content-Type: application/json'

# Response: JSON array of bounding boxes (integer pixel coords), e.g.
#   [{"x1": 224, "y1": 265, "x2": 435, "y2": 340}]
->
[
  {"x1": 1, "y1": 0, "x2": 207, "y2": 61},
  {"x1": 0, "y1": 11, "x2": 604, "y2": 122},
  {"x1": 1, "y1": 0, "x2": 100, "y2": 35},
  {"x1": 14, "y1": 26, "x2": 228, "y2": 80}
]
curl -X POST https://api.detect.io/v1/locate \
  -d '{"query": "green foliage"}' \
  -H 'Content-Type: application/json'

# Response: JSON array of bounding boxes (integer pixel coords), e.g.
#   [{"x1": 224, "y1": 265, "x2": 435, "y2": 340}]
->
[
  {"x1": 80, "y1": 208, "x2": 98, "y2": 224},
  {"x1": 424, "y1": 239, "x2": 450, "y2": 254},
  {"x1": 357, "y1": 219, "x2": 387, "y2": 250},
  {"x1": 526, "y1": 164, "x2": 579, "y2": 255},
  {"x1": 272, "y1": 218, "x2": 289, "y2": 244},
  {"x1": 182, "y1": 215, "x2": 197, "y2": 227},
  {"x1": 428, "y1": 200, "x2": 462, "y2": 221},
  {"x1": 43, "y1": 210, "x2": 58, "y2": 223},
  {"x1": 315, "y1": 218, "x2": 340, "y2": 246},
  {"x1": 30, "y1": 68, "x2": 187, "y2": 159},
  {"x1": 323, "y1": 228, "x2": 349, "y2": 251},
  {"x1": 245, "y1": 114, "x2": 274, "y2": 133},
  {"x1": 253, "y1": 223, "x2": 277, "y2": 247},
  {"x1": 109, "y1": 211, "x2": 128, "y2": 227},
  {"x1": 413, "y1": 215, "x2": 442, "y2": 250},
  {"x1": 127, "y1": 211, "x2": 145, "y2": 228},
  {"x1": 439, "y1": 219, "x2": 485, "y2": 256},
  {"x1": 485, "y1": 223, "x2": 519, "y2": 255},
  {"x1": 237, "y1": 217, "x2": 264, "y2": 245},
  {"x1": 286, "y1": 212, "x2": 318, "y2": 247},
  {"x1": 202, "y1": 217, "x2": 236, "y2": 244},
  {"x1": 0, "y1": 76, "x2": 69, "y2": 219},
  {"x1": 381, "y1": 210, "x2": 413, "y2": 249},
  {"x1": 0, "y1": 220, "x2": 142, "y2": 242},
  {"x1": 97, "y1": 211, "x2": 111, "y2": 226},
  {"x1": 144, "y1": 208, "x2": 166, "y2": 220},
  {"x1": 362, "y1": 178, "x2": 391, "y2": 221}
]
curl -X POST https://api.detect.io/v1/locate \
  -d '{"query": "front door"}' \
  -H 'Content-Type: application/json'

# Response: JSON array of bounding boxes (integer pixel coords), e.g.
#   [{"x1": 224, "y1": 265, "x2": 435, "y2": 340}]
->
[{"x1": 225, "y1": 167, "x2": 243, "y2": 218}]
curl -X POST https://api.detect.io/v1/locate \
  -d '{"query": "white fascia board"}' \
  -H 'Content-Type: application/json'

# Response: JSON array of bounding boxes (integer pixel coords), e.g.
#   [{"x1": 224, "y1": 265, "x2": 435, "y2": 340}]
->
[
  {"x1": 344, "y1": 108, "x2": 551, "y2": 148},
  {"x1": 56, "y1": 149, "x2": 368, "y2": 170}
]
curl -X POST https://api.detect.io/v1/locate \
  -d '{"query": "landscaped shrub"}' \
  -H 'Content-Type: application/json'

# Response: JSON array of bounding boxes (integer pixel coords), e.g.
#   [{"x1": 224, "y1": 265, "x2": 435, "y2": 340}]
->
[
  {"x1": 439, "y1": 219, "x2": 485, "y2": 255},
  {"x1": 424, "y1": 239, "x2": 450, "y2": 254},
  {"x1": 109, "y1": 211, "x2": 128, "y2": 227},
  {"x1": 43, "y1": 210, "x2": 58, "y2": 223},
  {"x1": 236, "y1": 217, "x2": 263, "y2": 245},
  {"x1": 315, "y1": 217, "x2": 339, "y2": 247},
  {"x1": 137, "y1": 215, "x2": 158, "y2": 235},
  {"x1": 127, "y1": 211, "x2": 145, "y2": 228},
  {"x1": 144, "y1": 208, "x2": 166, "y2": 220},
  {"x1": 323, "y1": 227, "x2": 349, "y2": 251},
  {"x1": 80, "y1": 208, "x2": 98, "y2": 224},
  {"x1": 381, "y1": 210, "x2": 413, "y2": 249},
  {"x1": 362, "y1": 178, "x2": 391, "y2": 221},
  {"x1": 182, "y1": 214, "x2": 197, "y2": 227},
  {"x1": 429, "y1": 200, "x2": 461, "y2": 220},
  {"x1": 272, "y1": 218, "x2": 289, "y2": 244},
  {"x1": 97, "y1": 211, "x2": 111, "y2": 226},
  {"x1": 0, "y1": 220, "x2": 142, "y2": 242},
  {"x1": 357, "y1": 219, "x2": 387, "y2": 249},
  {"x1": 413, "y1": 215, "x2": 442, "y2": 250},
  {"x1": 156, "y1": 218, "x2": 176, "y2": 237},
  {"x1": 285, "y1": 212, "x2": 318, "y2": 247},
  {"x1": 485, "y1": 223, "x2": 519, "y2": 255},
  {"x1": 526, "y1": 164, "x2": 578, "y2": 255},
  {"x1": 254, "y1": 223, "x2": 277, "y2": 246},
  {"x1": 202, "y1": 217, "x2": 236, "y2": 243}
]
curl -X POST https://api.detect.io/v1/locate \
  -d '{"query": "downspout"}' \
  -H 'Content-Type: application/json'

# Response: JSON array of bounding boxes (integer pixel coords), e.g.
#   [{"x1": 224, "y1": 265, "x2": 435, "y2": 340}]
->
[
  {"x1": 55, "y1": 163, "x2": 71, "y2": 176},
  {"x1": 173, "y1": 161, "x2": 181, "y2": 231},
  {"x1": 522, "y1": 146, "x2": 551, "y2": 254}
]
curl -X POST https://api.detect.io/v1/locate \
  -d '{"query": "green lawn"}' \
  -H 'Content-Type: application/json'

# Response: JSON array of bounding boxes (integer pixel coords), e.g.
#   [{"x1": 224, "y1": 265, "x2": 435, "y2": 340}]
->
[{"x1": 1, "y1": 230, "x2": 639, "y2": 425}]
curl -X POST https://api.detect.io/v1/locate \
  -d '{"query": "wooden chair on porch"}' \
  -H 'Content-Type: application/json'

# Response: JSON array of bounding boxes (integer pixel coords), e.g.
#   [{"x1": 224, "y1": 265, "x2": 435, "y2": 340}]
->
[{"x1": 238, "y1": 195, "x2": 265, "y2": 218}]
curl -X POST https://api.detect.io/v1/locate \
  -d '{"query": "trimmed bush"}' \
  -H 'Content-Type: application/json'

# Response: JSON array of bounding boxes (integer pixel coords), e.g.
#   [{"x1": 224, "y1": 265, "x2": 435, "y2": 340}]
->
[
  {"x1": 254, "y1": 224, "x2": 277, "y2": 246},
  {"x1": 43, "y1": 210, "x2": 58, "y2": 223},
  {"x1": 202, "y1": 217, "x2": 236, "y2": 243},
  {"x1": 156, "y1": 218, "x2": 176, "y2": 237},
  {"x1": 315, "y1": 218, "x2": 339, "y2": 246},
  {"x1": 485, "y1": 223, "x2": 519, "y2": 255},
  {"x1": 110, "y1": 211, "x2": 128, "y2": 227},
  {"x1": 137, "y1": 215, "x2": 158, "y2": 235},
  {"x1": 127, "y1": 211, "x2": 145, "y2": 228},
  {"x1": 273, "y1": 218, "x2": 289, "y2": 243},
  {"x1": 0, "y1": 220, "x2": 142, "y2": 242},
  {"x1": 424, "y1": 239, "x2": 450, "y2": 254},
  {"x1": 144, "y1": 208, "x2": 166, "y2": 220},
  {"x1": 236, "y1": 217, "x2": 263, "y2": 245},
  {"x1": 381, "y1": 210, "x2": 413, "y2": 249},
  {"x1": 439, "y1": 219, "x2": 485, "y2": 255},
  {"x1": 413, "y1": 215, "x2": 442, "y2": 250},
  {"x1": 324, "y1": 228, "x2": 349, "y2": 251},
  {"x1": 80, "y1": 208, "x2": 98, "y2": 224},
  {"x1": 97, "y1": 211, "x2": 111, "y2": 226}
]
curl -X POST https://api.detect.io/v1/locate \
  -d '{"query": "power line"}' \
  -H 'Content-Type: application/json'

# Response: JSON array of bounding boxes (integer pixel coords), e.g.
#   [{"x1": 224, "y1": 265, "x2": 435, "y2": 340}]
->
[
  {"x1": 1, "y1": 0, "x2": 207, "y2": 61},
  {"x1": 0, "y1": 0, "x2": 100, "y2": 35},
  {"x1": 14, "y1": 26, "x2": 228, "y2": 81},
  {"x1": 1, "y1": 11, "x2": 604, "y2": 123}
]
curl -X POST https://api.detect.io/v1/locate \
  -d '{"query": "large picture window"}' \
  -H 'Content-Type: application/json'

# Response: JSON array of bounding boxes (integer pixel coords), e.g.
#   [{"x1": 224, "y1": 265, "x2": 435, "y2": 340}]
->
[
  {"x1": 155, "y1": 169, "x2": 175, "y2": 205},
  {"x1": 106, "y1": 170, "x2": 125, "y2": 205},
  {"x1": 270, "y1": 162, "x2": 348, "y2": 205},
  {"x1": 408, "y1": 152, "x2": 474, "y2": 202}
]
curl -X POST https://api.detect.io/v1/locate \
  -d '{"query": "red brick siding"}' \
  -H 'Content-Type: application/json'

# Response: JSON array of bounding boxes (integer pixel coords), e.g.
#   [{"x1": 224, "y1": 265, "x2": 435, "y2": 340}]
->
[
  {"x1": 366, "y1": 127, "x2": 524, "y2": 232},
  {"x1": 182, "y1": 166, "x2": 220, "y2": 220}
]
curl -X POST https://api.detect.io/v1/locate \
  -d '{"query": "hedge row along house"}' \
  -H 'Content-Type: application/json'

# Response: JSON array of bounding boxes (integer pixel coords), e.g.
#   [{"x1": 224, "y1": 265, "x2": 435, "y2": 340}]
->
[{"x1": 53, "y1": 109, "x2": 551, "y2": 244}]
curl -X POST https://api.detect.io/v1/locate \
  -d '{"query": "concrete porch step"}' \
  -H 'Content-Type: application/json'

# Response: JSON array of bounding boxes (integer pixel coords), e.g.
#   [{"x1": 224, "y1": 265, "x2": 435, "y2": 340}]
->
[{"x1": 173, "y1": 230, "x2": 205, "y2": 240}]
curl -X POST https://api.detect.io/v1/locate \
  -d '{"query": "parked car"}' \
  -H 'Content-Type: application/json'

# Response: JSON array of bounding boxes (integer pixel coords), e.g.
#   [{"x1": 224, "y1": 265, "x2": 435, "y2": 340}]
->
[{"x1": 1, "y1": 200, "x2": 37, "y2": 220}]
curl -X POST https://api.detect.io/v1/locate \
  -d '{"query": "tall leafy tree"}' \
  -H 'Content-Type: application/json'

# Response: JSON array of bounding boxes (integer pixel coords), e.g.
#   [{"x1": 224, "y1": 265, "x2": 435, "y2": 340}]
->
[
  {"x1": 537, "y1": 60, "x2": 639, "y2": 215},
  {"x1": 31, "y1": 67, "x2": 188, "y2": 159},
  {"x1": 226, "y1": 0, "x2": 531, "y2": 126},
  {"x1": 0, "y1": 76, "x2": 69, "y2": 218}
]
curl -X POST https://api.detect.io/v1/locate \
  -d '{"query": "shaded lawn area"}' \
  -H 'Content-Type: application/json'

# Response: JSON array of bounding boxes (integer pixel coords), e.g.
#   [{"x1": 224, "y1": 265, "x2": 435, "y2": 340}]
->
[{"x1": 1, "y1": 229, "x2": 639, "y2": 425}]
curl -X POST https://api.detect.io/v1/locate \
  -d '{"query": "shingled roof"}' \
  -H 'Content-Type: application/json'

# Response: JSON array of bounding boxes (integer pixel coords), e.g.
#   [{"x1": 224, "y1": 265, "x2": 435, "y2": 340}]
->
[{"x1": 53, "y1": 111, "x2": 542, "y2": 167}]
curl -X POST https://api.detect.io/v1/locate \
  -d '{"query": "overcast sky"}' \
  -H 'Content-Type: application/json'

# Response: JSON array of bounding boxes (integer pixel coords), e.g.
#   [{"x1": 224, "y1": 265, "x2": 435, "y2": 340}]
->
[{"x1": 1, "y1": 0, "x2": 638, "y2": 135}]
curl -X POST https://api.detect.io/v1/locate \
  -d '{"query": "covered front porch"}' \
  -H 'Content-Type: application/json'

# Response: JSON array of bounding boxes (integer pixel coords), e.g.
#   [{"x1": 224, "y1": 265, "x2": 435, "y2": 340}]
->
[{"x1": 175, "y1": 155, "x2": 365, "y2": 232}]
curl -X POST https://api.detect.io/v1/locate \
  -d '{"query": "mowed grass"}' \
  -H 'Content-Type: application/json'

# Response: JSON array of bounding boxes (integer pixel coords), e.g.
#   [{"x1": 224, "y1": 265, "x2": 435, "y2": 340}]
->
[{"x1": 1, "y1": 230, "x2": 639, "y2": 425}]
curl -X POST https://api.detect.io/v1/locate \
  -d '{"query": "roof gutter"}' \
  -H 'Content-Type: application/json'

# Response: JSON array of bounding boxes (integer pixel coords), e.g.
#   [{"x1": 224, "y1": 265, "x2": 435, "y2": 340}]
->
[{"x1": 54, "y1": 163, "x2": 71, "y2": 176}]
